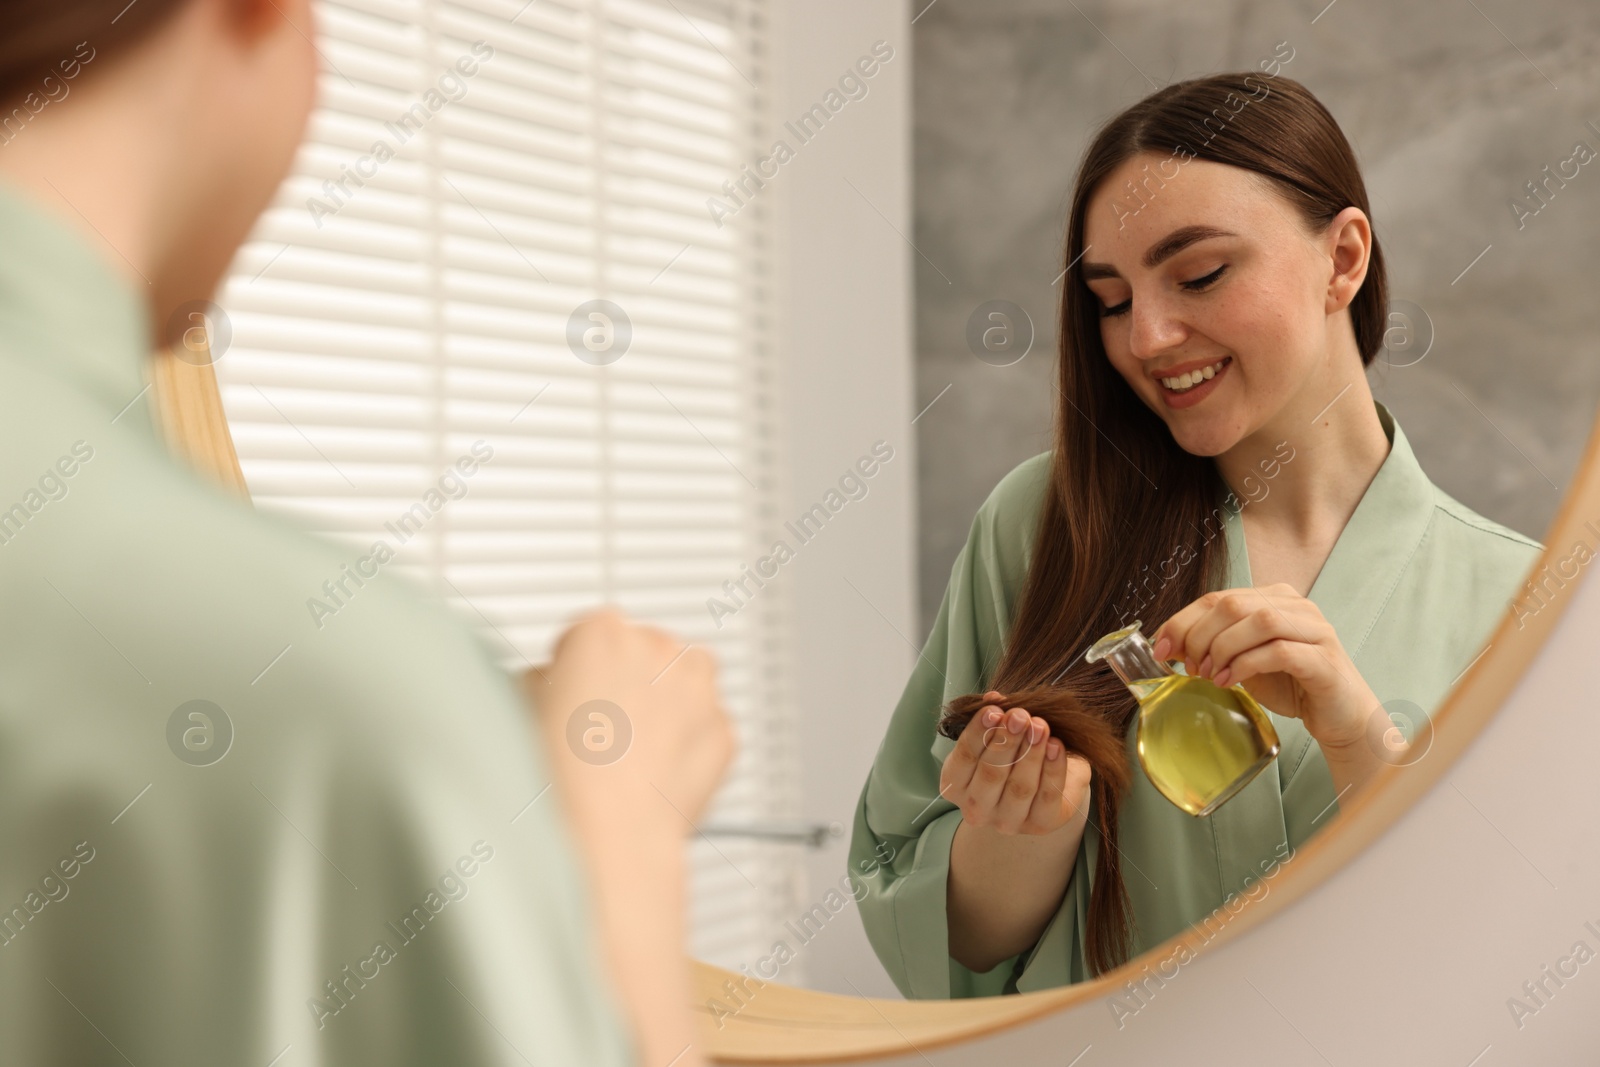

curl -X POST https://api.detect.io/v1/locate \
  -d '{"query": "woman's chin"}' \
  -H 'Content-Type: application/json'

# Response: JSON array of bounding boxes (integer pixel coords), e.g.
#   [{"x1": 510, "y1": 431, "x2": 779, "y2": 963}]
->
[{"x1": 1165, "y1": 420, "x2": 1240, "y2": 459}]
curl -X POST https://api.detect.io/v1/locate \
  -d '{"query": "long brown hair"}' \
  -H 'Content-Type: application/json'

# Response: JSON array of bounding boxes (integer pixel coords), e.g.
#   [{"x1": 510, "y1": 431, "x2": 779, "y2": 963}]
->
[{"x1": 945, "y1": 72, "x2": 1388, "y2": 978}]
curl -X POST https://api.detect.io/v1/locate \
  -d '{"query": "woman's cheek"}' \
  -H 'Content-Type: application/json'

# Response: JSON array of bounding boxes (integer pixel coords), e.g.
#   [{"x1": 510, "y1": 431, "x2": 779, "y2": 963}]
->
[{"x1": 1113, "y1": 352, "x2": 1155, "y2": 405}]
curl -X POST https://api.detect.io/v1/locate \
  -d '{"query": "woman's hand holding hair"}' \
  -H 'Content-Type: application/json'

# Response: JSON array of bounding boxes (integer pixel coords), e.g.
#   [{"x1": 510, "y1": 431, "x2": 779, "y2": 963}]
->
[
  {"x1": 940, "y1": 690, "x2": 1094, "y2": 836},
  {"x1": 942, "y1": 691, "x2": 1094, "y2": 973},
  {"x1": 1152, "y1": 583, "x2": 1392, "y2": 796}
]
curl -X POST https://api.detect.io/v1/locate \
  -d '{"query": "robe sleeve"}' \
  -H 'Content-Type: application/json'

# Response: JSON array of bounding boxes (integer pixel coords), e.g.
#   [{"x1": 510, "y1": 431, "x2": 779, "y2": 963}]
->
[{"x1": 847, "y1": 454, "x2": 1054, "y2": 998}]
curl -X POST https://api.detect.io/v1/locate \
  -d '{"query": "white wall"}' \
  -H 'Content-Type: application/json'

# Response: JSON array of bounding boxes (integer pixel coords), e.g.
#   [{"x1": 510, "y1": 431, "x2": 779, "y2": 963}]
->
[{"x1": 769, "y1": 0, "x2": 915, "y2": 999}]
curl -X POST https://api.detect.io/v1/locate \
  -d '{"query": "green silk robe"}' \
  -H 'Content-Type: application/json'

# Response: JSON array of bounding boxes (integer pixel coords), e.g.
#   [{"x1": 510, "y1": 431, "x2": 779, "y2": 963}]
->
[
  {"x1": 0, "y1": 180, "x2": 635, "y2": 1062},
  {"x1": 849, "y1": 399, "x2": 1543, "y2": 998}
]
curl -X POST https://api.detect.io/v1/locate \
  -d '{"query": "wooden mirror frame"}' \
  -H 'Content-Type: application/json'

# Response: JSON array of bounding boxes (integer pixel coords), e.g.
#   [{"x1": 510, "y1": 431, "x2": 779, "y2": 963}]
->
[{"x1": 155, "y1": 347, "x2": 1599, "y2": 1064}]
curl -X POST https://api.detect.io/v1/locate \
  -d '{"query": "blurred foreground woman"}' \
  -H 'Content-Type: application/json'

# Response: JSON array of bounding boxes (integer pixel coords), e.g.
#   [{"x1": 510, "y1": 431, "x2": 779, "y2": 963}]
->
[{"x1": 0, "y1": 1, "x2": 733, "y2": 1063}]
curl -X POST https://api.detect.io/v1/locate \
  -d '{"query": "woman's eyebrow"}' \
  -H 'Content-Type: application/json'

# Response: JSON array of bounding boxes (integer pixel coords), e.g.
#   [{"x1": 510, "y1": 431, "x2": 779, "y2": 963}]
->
[{"x1": 1080, "y1": 225, "x2": 1238, "y2": 280}]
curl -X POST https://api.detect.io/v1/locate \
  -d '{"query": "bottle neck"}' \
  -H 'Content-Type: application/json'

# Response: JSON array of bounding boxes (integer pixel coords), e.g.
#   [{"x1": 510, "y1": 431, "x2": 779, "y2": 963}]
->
[{"x1": 1097, "y1": 628, "x2": 1172, "y2": 687}]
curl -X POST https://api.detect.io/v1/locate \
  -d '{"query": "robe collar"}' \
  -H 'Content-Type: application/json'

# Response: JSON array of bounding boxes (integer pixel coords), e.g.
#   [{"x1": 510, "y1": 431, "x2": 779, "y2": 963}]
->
[{"x1": 1221, "y1": 399, "x2": 1433, "y2": 658}]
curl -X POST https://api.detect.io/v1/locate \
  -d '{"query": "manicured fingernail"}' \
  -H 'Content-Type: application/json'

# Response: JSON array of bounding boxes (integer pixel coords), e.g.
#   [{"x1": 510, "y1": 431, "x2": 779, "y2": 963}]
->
[
  {"x1": 984, "y1": 708, "x2": 1001, "y2": 726},
  {"x1": 1046, "y1": 739, "x2": 1062, "y2": 761},
  {"x1": 1007, "y1": 711, "x2": 1025, "y2": 733},
  {"x1": 1030, "y1": 720, "x2": 1046, "y2": 744},
  {"x1": 1198, "y1": 654, "x2": 1213, "y2": 677},
  {"x1": 1153, "y1": 636, "x2": 1170, "y2": 660},
  {"x1": 1214, "y1": 668, "x2": 1232, "y2": 687}
]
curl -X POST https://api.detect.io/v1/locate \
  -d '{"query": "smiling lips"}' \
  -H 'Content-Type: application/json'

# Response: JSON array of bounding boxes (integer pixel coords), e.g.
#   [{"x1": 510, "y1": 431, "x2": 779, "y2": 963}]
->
[
  {"x1": 1152, "y1": 355, "x2": 1232, "y2": 409},
  {"x1": 1157, "y1": 356, "x2": 1231, "y2": 392}
]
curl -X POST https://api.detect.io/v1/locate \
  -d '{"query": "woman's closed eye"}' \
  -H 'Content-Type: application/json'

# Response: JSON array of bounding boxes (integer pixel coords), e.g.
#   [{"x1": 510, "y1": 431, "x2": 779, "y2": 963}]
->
[{"x1": 1099, "y1": 263, "x2": 1230, "y2": 318}]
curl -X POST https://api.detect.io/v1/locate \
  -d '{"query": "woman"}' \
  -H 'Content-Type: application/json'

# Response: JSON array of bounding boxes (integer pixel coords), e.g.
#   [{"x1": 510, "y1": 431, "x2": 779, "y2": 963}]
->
[
  {"x1": 849, "y1": 72, "x2": 1543, "y2": 998},
  {"x1": 0, "y1": 1, "x2": 730, "y2": 1064}
]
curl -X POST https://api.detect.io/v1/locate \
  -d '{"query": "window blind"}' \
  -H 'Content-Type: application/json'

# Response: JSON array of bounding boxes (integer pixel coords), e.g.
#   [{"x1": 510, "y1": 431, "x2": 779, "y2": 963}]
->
[{"x1": 216, "y1": 0, "x2": 795, "y2": 974}]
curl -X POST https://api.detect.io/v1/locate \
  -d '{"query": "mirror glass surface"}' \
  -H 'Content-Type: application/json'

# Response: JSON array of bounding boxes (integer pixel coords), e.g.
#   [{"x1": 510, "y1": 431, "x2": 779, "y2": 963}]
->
[{"x1": 193, "y1": 0, "x2": 1598, "y2": 1015}]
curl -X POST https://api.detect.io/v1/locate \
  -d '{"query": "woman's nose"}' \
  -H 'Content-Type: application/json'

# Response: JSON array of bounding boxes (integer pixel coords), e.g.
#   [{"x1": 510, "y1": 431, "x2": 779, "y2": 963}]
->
[{"x1": 1126, "y1": 292, "x2": 1189, "y2": 361}]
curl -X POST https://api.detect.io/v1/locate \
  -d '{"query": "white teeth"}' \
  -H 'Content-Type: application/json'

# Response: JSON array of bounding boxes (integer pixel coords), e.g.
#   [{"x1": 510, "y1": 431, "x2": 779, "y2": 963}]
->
[{"x1": 1161, "y1": 358, "x2": 1228, "y2": 391}]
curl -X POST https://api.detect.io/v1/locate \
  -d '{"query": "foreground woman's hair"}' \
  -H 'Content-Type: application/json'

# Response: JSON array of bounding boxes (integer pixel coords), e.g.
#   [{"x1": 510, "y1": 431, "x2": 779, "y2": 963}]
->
[{"x1": 0, "y1": 0, "x2": 188, "y2": 101}]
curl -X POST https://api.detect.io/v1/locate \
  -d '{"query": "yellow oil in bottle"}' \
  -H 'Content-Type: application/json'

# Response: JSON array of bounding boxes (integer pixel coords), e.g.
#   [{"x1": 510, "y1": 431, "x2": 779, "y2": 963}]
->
[{"x1": 1129, "y1": 673, "x2": 1280, "y2": 817}]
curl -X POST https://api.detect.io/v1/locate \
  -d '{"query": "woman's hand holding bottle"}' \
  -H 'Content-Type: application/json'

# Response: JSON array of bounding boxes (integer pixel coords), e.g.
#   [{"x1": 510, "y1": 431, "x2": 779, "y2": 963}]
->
[{"x1": 1153, "y1": 583, "x2": 1393, "y2": 794}]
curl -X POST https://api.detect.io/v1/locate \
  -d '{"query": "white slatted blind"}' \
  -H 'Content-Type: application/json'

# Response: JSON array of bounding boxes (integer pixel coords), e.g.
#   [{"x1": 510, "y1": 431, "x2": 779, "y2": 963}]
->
[{"x1": 217, "y1": 0, "x2": 795, "y2": 972}]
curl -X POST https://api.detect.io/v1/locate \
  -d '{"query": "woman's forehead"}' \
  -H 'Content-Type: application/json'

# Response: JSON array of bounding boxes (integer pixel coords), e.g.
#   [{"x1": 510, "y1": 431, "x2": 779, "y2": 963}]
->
[{"x1": 1083, "y1": 159, "x2": 1278, "y2": 272}]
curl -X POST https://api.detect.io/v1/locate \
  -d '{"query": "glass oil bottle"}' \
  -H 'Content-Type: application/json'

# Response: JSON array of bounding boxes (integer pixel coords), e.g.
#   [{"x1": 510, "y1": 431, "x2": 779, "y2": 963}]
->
[{"x1": 1084, "y1": 620, "x2": 1280, "y2": 817}]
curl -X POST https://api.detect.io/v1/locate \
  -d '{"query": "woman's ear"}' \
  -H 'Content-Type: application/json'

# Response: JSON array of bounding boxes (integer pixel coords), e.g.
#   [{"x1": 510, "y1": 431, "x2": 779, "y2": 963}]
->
[
  {"x1": 219, "y1": 0, "x2": 314, "y2": 42},
  {"x1": 1323, "y1": 205, "x2": 1372, "y2": 315}
]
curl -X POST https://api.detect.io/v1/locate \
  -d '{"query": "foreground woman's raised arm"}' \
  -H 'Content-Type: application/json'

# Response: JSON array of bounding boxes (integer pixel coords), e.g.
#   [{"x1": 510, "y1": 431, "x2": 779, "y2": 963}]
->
[{"x1": 526, "y1": 610, "x2": 735, "y2": 1067}]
